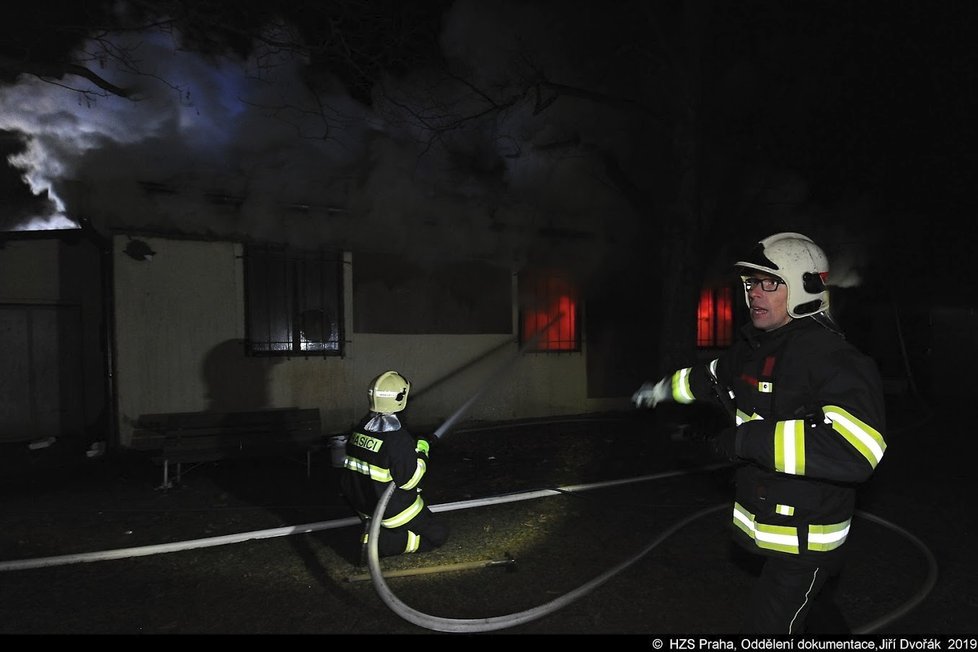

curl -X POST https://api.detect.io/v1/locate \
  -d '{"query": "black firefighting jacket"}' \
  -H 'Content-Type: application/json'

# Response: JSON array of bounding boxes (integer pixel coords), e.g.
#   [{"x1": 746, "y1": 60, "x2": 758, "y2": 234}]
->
[
  {"x1": 665, "y1": 316, "x2": 886, "y2": 562},
  {"x1": 339, "y1": 413, "x2": 430, "y2": 529}
]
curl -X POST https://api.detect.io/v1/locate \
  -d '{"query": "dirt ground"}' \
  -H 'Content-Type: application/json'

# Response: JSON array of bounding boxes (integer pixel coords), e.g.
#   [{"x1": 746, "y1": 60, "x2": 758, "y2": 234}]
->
[{"x1": 0, "y1": 399, "x2": 973, "y2": 636}]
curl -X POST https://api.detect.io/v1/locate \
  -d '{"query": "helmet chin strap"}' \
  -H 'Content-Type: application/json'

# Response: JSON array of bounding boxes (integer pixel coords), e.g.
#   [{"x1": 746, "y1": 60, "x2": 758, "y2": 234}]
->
[{"x1": 809, "y1": 310, "x2": 845, "y2": 338}]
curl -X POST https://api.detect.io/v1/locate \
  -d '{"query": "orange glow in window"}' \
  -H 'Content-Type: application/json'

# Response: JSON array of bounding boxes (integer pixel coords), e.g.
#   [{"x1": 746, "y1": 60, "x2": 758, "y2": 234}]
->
[
  {"x1": 523, "y1": 294, "x2": 577, "y2": 350},
  {"x1": 697, "y1": 286, "x2": 734, "y2": 348},
  {"x1": 716, "y1": 286, "x2": 733, "y2": 346},
  {"x1": 697, "y1": 288, "x2": 714, "y2": 347}
]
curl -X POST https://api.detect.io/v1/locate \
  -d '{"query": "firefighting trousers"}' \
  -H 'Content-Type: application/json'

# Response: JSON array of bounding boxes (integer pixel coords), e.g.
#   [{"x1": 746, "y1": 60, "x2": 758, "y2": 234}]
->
[
  {"x1": 742, "y1": 554, "x2": 850, "y2": 634},
  {"x1": 359, "y1": 506, "x2": 449, "y2": 558}
]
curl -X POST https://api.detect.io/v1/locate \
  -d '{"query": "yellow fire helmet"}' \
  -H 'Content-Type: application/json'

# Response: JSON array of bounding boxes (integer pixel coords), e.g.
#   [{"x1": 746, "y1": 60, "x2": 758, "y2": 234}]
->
[{"x1": 368, "y1": 370, "x2": 411, "y2": 414}]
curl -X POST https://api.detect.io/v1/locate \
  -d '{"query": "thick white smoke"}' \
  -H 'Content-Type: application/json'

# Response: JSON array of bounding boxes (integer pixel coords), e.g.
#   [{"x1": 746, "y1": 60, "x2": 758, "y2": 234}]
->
[{"x1": 0, "y1": 22, "x2": 371, "y2": 235}]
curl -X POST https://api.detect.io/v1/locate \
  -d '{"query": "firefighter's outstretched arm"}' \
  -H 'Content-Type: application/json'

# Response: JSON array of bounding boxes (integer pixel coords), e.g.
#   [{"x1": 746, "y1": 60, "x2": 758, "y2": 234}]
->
[
  {"x1": 631, "y1": 377, "x2": 670, "y2": 408},
  {"x1": 633, "y1": 358, "x2": 728, "y2": 414}
]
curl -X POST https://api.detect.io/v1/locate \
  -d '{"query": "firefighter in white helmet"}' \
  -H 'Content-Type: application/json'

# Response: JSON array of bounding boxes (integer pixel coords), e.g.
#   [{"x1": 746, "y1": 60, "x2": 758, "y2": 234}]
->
[
  {"x1": 339, "y1": 370, "x2": 448, "y2": 557},
  {"x1": 633, "y1": 232, "x2": 886, "y2": 634}
]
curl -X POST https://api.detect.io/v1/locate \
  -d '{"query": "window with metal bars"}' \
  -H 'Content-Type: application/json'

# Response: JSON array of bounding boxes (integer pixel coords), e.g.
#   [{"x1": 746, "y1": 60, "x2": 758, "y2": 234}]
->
[
  {"x1": 696, "y1": 285, "x2": 734, "y2": 348},
  {"x1": 518, "y1": 268, "x2": 580, "y2": 352},
  {"x1": 244, "y1": 245, "x2": 343, "y2": 356}
]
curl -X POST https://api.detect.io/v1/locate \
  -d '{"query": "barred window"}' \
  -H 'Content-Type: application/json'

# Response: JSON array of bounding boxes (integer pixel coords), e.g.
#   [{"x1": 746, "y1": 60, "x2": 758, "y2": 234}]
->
[
  {"x1": 244, "y1": 245, "x2": 343, "y2": 355},
  {"x1": 518, "y1": 268, "x2": 580, "y2": 352},
  {"x1": 697, "y1": 285, "x2": 734, "y2": 348}
]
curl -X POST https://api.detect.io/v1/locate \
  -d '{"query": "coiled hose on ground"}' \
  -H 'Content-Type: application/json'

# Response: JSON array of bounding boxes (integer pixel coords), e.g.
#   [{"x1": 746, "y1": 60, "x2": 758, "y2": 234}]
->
[
  {"x1": 368, "y1": 485, "x2": 937, "y2": 634},
  {"x1": 367, "y1": 409, "x2": 938, "y2": 634}
]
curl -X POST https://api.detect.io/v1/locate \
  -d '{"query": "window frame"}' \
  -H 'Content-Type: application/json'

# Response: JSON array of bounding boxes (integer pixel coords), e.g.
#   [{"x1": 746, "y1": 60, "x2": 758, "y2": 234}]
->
[
  {"x1": 696, "y1": 284, "x2": 735, "y2": 349},
  {"x1": 517, "y1": 268, "x2": 582, "y2": 353},
  {"x1": 243, "y1": 244, "x2": 344, "y2": 357}
]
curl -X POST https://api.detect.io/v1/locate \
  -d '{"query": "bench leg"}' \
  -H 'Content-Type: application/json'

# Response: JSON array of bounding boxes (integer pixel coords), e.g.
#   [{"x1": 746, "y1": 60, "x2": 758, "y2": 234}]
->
[
  {"x1": 159, "y1": 459, "x2": 178, "y2": 491},
  {"x1": 306, "y1": 449, "x2": 311, "y2": 479}
]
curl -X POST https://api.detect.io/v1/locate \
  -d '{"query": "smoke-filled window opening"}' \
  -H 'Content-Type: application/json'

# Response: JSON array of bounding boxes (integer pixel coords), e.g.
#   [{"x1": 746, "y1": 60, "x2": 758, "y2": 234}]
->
[
  {"x1": 244, "y1": 245, "x2": 343, "y2": 356},
  {"x1": 518, "y1": 269, "x2": 580, "y2": 352},
  {"x1": 696, "y1": 284, "x2": 734, "y2": 348}
]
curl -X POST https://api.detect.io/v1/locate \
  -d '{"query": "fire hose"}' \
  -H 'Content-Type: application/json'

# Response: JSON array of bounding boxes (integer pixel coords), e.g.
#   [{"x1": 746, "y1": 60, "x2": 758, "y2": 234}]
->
[
  {"x1": 365, "y1": 481, "x2": 936, "y2": 633},
  {"x1": 366, "y1": 310, "x2": 616, "y2": 632},
  {"x1": 364, "y1": 322, "x2": 936, "y2": 632},
  {"x1": 367, "y1": 484, "x2": 729, "y2": 632}
]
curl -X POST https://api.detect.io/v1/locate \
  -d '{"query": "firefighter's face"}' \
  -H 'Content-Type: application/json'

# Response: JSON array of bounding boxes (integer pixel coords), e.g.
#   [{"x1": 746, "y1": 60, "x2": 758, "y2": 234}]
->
[{"x1": 745, "y1": 273, "x2": 792, "y2": 331}]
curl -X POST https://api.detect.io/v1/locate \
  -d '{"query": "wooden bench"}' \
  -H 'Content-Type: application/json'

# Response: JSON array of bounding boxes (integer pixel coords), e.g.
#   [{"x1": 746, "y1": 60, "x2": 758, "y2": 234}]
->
[{"x1": 130, "y1": 408, "x2": 323, "y2": 489}]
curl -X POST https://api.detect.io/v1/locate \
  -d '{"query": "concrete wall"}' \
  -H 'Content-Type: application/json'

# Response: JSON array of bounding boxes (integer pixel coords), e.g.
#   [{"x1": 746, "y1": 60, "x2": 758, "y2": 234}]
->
[
  {"x1": 112, "y1": 235, "x2": 621, "y2": 446},
  {"x1": 113, "y1": 237, "x2": 248, "y2": 439}
]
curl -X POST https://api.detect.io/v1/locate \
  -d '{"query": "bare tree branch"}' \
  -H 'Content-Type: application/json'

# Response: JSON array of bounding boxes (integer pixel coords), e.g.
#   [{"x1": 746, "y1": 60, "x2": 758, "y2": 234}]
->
[{"x1": 0, "y1": 53, "x2": 135, "y2": 98}]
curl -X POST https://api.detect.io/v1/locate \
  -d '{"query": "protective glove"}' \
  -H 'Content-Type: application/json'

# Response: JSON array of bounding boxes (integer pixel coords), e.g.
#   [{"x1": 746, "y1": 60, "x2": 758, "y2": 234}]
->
[
  {"x1": 632, "y1": 377, "x2": 671, "y2": 409},
  {"x1": 711, "y1": 427, "x2": 740, "y2": 461},
  {"x1": 415, "y1": 437, "x2": 431, "y2": 457}
]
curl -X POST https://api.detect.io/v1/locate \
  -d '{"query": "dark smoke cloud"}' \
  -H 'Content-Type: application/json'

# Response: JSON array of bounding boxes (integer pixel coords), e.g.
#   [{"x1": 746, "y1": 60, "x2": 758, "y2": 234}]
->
[
  {"x1": 0, "y1": 0, "x2": 640, "y2": 278},
  {"x1": 0, "y1": 0, "x2": 885, "y2": 290}
]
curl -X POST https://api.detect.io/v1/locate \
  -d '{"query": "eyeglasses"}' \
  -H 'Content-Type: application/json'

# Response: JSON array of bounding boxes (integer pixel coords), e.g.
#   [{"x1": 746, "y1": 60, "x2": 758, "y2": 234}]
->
[{"x1": 742, "y1": 277, "x2": 784, "y2": 292}]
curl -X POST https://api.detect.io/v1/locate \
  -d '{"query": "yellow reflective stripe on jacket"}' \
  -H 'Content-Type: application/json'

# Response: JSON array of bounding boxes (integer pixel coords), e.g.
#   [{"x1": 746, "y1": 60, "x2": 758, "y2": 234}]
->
[
  {"x1": 822, "y1": 405, "x2": 886, "y2": 468},
  {"x1": 733, "y1": 502, "x2": 849, "y2": 554},
  {"x1": 808, "y1": 519, "x2": 851, "y2": 551},
  {"x1": 382, "y1": 494, "x2": 425, "y2": 528},
  {"x1": 707, "y1": 358, "x2": 720, "y2": 381},
  {"x1": 756, "y1": 523, "x2": 799, "y2": 554},
  {"x1": 736, "y1": 410, "x2": 764, "y2": 426},
  {"x1": 774, "y1": 419, "x2": 806, "y2": 475},
  {"x1": 733, "y1": 502, "x2": 799, "y2": 553},
  {"x1": 673, "y1": 367, "x2": 695, "y2": 403},
  {"x1": 343, "y1": 456, "x2": 393, "y2": 483},
  {"x1": 400, "y1": 458, "x2": 427, "y2": 491}
]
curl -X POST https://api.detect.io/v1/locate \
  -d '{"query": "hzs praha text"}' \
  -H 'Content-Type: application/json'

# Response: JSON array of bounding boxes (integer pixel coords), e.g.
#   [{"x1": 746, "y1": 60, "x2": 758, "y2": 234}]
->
[{"x1": 652, "y1": 638, "x2": 977, "y2": 651}]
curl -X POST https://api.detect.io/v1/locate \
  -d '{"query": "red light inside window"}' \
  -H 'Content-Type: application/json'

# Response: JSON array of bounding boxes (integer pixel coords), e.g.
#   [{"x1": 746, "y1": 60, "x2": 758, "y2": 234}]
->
[
  {"x1": 521, "y1": 273, "x2": 578, "y2": 351},
  {"x1": 697, "y1": 286, "x2": 734, "y2": 348}
]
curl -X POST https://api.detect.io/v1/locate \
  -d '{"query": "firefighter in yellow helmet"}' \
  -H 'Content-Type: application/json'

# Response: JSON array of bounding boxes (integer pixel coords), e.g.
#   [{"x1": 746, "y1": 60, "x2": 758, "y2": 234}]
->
[
  {"x1": 633, "y1": 233, "x2": 887, "y2": 634},
  {"x1": 339, "y1": 370, "x2": 448, "y2": 557}
]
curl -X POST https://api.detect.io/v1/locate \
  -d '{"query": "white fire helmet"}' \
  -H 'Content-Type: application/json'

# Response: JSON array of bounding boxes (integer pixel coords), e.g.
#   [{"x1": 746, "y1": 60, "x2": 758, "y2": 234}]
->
[
  {"x1": 735, "y1": 232, "x2": 830, "y2": 318},
  {"x1": 368, "y1": 370, "x2": 411, "y2": 414}
]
